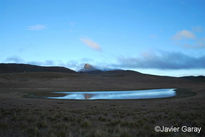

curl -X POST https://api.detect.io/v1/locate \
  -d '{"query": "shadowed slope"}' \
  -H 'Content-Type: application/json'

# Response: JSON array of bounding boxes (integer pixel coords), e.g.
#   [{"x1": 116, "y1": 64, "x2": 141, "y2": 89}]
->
[{"x1": 0, "y1": 63, "x2": 76, "y2": 73}]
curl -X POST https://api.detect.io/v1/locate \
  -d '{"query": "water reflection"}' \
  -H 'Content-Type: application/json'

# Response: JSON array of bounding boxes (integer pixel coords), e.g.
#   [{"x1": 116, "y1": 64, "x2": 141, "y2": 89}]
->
[{"x1": 48, "y1": 88, "x2": 175, "y2": 100}]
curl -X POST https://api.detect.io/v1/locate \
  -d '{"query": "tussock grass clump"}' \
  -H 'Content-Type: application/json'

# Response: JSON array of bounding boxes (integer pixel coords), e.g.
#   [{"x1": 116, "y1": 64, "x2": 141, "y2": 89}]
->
[
  {"x1": 52, "y1": 122, "x2": 69, "y2": 130},
  {"x1": 81, "y1": 119, "x2": 92, "y2": 128},
  {"x1": 26, "y1": 126, "x2": 40, "y2": 137},
  {"x1": 63, "y1": 115, "x2": 76, "y2": 122},
  {"x1": 36, "y1": 119, "x2": 47, "y2": 128},
  {"x1": 47, "y1": 115, "x2": 58, "y2": 121},
  {"x1": 0, "y1": 120, "x2": 9, "y2": 129},
  {"x1": 98, "y1": 115, "x2": 107, "y2": 122},
  {"x1": 26, "y1": 116, "x2": 36, "y2": 123},
  {"x1": 55, "y1": 130, "x2": 67, "y2": 137},
  {"x1": 89, "y1": 129, "x2": 109, "y2": 137},
  {"x1": 119, "y1": 129, "x2": 132, "y2": 137},
  {"x1": 120, "y1": 120, "x2": 137, "y2": 128},
  {"x1": 107, "y1": 119, "x2": 121, "y2": 126}
]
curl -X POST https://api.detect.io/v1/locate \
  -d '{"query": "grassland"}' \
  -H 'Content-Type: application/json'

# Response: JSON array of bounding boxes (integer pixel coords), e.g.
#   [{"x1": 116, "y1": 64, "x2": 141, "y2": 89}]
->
[{"x1": 0, "y1": 72, "x2": 205, "y2": 137}]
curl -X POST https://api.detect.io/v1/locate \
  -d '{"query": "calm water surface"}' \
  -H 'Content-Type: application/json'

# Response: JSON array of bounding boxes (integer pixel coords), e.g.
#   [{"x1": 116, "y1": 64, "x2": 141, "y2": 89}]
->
[{"x1": 48, "y1": 88, "x2": 176, "y2": 100}]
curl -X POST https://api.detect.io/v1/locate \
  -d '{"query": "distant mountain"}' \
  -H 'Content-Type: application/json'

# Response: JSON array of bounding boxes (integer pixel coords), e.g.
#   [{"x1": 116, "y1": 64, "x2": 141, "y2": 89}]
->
[
  {"x1": 78, "y1": 64, "x2": 158, "y2": 78},
  {"x1": 1, "y1": 63, "x2": 204, "y2": 82},
  {"x1": 79, "y1": 63, "x2": 102, "y2": 73},
  {"x1": 0, "y1": 63, "x2": 76, "y2": 73}
]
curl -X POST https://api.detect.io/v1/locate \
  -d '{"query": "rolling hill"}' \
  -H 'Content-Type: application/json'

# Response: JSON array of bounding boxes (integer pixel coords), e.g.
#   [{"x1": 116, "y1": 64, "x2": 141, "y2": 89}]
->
[{"x1": 0, "y1": 63, "x2": 76, "y2": 73}]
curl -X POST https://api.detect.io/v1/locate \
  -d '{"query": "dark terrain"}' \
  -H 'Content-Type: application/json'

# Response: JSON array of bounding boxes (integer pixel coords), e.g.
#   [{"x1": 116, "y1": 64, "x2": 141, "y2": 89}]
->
[
  {"x1": 0, "y1": 63, "x2": 75, "y2": 73},
  {"x1": 0, "y1": 63, "x2": 205, "y2": 137}
]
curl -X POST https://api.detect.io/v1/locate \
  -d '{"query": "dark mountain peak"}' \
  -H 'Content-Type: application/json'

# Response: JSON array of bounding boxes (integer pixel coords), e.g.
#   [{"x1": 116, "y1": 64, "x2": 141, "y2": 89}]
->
[
  {"x1": 79, "y1": 63, "x2": 101, "y2": 73},
  {"x1": 0, "y1": 63, "x2": 76, "y2": 73},
  {"x1": 84, "y1": 63, "x2": 96, "y2": 71}
]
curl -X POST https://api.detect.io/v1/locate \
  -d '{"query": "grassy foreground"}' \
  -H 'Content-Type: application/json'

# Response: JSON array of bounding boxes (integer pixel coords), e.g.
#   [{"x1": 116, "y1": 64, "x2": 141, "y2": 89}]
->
[{"x1": 0, "y1": 72, "x2": 205, "y2": 137}]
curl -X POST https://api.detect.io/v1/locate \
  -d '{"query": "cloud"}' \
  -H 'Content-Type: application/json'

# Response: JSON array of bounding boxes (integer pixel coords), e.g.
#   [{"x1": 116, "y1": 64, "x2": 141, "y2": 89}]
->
[
  {"x1": 44, "y1": 60, "x2": 54, "y2": 66},
  {"x1": 27, "y1": 24, "x2": 46, "y2": 31},
  {"x1": 172, "y1": 29, "x2": 205, "y2": 48},
  {"x1": 27, "y1": 60, "x2": 54, "y2": 66},
  {"x1": 173, "y1": 30, "x2": 195, "y2": 40},
  {"x1": 111, "y1": 51, "x2": 205, "y2": 70},
  {"x1": 181, "y1": 37, "x2": 205, "y2": 48},
  {"x1": 80, "y1": 38, "x2": 101, "y2": 51},
  {"x1": 3, "y1": 56, "x2": 55, "y2": 66},
  {"x1": 3, "y1": 50, "x2": 205, "y2": 71},
  {"x1": 5, "y1": 56, "x2": 24, "y2": 63},
  {"x1": 2, "y1": 56, "x2": 91, "y2": 70},
  {"x1": 27, "y1": 61, "x2": 43, "y2": 66}
]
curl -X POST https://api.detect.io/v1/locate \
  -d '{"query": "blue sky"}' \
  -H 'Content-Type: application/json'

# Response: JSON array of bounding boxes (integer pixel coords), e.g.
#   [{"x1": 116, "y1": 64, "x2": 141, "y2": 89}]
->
[{"x1": 0, "y1": 0, "x2": 205, "y2": 76}]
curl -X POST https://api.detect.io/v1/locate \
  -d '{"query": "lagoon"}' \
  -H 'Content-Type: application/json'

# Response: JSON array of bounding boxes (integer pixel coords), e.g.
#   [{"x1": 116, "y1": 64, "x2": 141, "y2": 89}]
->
[{"x1": 48, "y1": 88, "x2": 176, "y2": 100}]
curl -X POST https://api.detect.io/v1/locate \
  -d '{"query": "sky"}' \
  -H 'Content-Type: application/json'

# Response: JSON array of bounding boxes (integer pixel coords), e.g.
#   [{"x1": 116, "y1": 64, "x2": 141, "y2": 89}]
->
[{"x1": 0, "y1": 0, "x2": 205, "y2": 76}]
